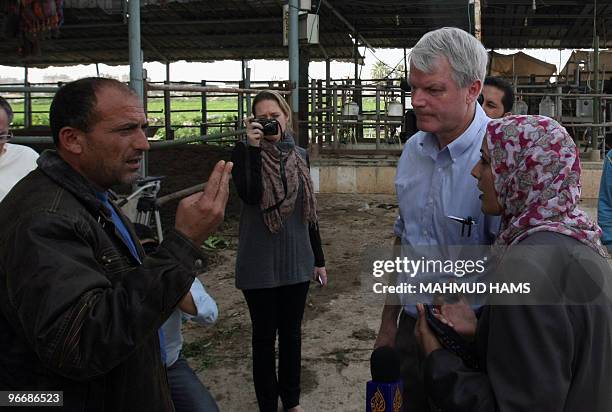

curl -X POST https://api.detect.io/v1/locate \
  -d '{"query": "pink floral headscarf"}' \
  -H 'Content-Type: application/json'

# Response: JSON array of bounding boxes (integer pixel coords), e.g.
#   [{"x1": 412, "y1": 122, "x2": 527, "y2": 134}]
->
[{"x1": 485, "y1": 115, "x2": 607, "y2": 257}]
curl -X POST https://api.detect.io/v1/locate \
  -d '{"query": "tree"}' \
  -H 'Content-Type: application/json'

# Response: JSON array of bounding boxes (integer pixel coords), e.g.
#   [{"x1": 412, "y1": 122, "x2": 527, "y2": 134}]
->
[{"x1": 370, "y1": 61, "x2": 405, "y2": 84}]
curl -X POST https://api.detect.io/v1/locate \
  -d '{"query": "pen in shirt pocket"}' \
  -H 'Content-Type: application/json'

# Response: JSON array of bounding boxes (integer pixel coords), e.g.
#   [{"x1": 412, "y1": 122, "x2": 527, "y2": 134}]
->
[{"x1": 447, "y1": 215, "x2": 476, "y2": 237}]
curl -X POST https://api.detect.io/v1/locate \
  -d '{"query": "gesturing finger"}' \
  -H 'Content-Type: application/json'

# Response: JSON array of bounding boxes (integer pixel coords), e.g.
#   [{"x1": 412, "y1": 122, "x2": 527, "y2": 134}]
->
[
  {"x1": 200, "y1": 160, "x2": 226, "y2": 202},
  {"x1": 214, "y1": 161, "x2": 233, "y2": 205}
]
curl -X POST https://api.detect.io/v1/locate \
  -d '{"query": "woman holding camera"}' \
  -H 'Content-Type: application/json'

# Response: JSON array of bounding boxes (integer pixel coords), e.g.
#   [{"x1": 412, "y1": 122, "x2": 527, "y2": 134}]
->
[{"x1": 231, "y1": 90, "x2": 327, "y2": 412}]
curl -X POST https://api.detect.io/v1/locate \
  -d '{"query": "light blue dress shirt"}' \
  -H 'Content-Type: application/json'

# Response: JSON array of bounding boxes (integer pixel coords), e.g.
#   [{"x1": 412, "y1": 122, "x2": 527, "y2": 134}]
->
[
  {"x1": 598, "y1": 150, "x2": 612, "y2": 248},
  {"x1": 161, "y1": 277, "x2": 218, "y2": 367},
  {"x1": 394, "y1": 104, "x2": 500, "y2": 315}
]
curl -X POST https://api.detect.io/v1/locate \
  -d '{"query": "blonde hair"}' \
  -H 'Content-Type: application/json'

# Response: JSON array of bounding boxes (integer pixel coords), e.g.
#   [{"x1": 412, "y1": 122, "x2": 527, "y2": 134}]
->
[{"x1": 252, "y1": 90, "x2": 293, "y2": 133}]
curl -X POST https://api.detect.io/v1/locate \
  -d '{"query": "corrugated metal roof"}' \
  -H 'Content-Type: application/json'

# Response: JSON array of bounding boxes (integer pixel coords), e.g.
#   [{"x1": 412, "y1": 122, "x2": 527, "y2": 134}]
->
[{"x1": 0, "y1": 0, "x2": 610, "y2": 67}]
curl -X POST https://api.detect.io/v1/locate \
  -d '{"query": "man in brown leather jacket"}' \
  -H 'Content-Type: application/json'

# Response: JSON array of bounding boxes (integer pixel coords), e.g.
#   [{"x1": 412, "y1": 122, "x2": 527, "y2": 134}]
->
[{"x1": 0, "y1": 77, "x2": 232, "y2": 411}]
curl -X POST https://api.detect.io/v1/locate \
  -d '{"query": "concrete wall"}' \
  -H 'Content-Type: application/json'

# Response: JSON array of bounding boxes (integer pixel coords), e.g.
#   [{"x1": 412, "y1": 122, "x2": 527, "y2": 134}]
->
[
  {"x1": 581, "y1": 162, "x2": 604, "y2": 200},
  {"x1": 311, "y1": 158, "x2": 604, "y2": 200},
  {"x1": 311, "y1": 158, "x2": 397, "y2": 195}
]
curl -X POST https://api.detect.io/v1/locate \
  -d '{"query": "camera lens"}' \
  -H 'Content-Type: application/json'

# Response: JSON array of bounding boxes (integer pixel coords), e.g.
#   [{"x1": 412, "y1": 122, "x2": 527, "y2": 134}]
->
[{"x1": 262, "y1": 119, "x2": 279, "y2": 136}]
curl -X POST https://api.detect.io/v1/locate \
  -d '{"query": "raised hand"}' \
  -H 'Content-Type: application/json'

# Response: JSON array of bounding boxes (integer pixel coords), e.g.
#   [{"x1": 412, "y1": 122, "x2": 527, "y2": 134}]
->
[{"x1": 175, "y1": 160, "x2": 233, "y2": 245}]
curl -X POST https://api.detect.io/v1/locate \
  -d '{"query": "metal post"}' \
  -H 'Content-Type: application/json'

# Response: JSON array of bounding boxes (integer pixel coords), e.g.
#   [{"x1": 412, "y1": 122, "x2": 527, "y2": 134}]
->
[
  {"x1": 128, "y1": 0, "x2": 144, "y2": 101},
  {"x1": 128, "y1": 0, "x2": 146, "y2": 175},
  {"x1": 325, "y1": 58, "x2": 331, "y2": 140},
  {"x1": 589, "y1": 0, "x2": 601, "y2": 159},
  {"x1": 298, "y1": 47, "x2": 310, "y2": 147},
  {"x1": 243, "y1": 60, "x2": 252, "y2": 115},
  {"x1": 238, "y1": 80, "x2": 244, "y2": 125},
  {"x1": 332, "y1": 85, "x2": 338, "y2": 150},
  {"x1": 592, "y1": 36, "x2": 601, "y2": 156},
  {"x1": 310, "y1": 79, "x2": 318, "y2": 156},
  {"x1": 556, "y1": 86, "x2": 562, "y2": 121},
  {"x1": 375, "y1": 86, "x2": 381, "y2": 150},
  {"x1": 289, "y1": 0, "x2": 299, "y2": 131},
  {"x1": 164, "y1": 62, "x2": 173, "y2": 140},
  {"x1": 316, "y1": 79, "x2": 323, "y2": 147},
  {"x1": 353, "y1": 29, "x2": 363, "y2": 141},
  {"x1": 474, "y1": 0, "x2": 482, "y2": 40},
  {"x1": 200, "y1": 80, "x2": 207, "y2": 136},
  {"x1": 24, "y1": 66, "x2": 31, "y2": 129}
]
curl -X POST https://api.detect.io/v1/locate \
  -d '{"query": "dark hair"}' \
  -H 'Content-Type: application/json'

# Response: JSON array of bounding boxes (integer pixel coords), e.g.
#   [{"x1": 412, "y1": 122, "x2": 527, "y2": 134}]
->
[
  {"x1": 0, "y1": 96, "x2": 13, "y2": 123},
  {"x1": 484, "y1": 76, "x2": 514, "y2": 114},
  {"x1": 50, "y1": 77, "x2": 135, "y2": 147}
]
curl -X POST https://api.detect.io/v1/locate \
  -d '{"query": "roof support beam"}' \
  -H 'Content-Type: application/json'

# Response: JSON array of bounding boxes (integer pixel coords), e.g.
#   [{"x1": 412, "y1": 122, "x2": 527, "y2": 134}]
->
[
  {"x1": 128, "y1": 0, "x2": 146, "y2": 176},
  {"x1": 320, "y1": 0, "x2": 373, "y2": 50},
  {"x1": 142, "y1": 35, "x2": 168, "y2": 63},
  {"x1": 61, "y1": 17, "x2": 281, "y2": 30},
  {"x1": 289, "y1": 0, "x2": 299, "y2": 123}
]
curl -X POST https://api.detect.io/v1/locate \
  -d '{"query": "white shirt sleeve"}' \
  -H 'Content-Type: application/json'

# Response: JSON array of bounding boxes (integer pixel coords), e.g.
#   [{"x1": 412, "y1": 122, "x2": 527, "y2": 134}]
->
[{"x1": 181, "y1": 277, "x2": 218, "y2": 325}]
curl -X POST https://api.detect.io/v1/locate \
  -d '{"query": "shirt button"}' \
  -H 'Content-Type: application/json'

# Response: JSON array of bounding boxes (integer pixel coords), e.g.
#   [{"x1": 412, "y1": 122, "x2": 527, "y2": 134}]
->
[
  {"x1": 437, "y1": 167, "x2": 442, "y2": 172},
  {"x1": 194, "y1": 259, "x2": 203, "y2": 270}
]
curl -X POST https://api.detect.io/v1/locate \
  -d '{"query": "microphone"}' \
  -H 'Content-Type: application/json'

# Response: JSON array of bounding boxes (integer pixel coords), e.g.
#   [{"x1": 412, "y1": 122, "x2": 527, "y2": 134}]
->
[{"x1": 366, "y1": 346, "x2": 403, "y2": 412}]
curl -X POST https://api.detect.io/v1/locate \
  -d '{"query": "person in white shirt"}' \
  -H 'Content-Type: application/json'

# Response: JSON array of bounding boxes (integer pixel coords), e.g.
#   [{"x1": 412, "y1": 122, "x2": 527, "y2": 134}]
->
[
  {"x1": 134, "y1": 223, "x2": 220, "y2": 412},
  {"x1": 0, "y1": 96, "x2": 39, "y2": 202}
]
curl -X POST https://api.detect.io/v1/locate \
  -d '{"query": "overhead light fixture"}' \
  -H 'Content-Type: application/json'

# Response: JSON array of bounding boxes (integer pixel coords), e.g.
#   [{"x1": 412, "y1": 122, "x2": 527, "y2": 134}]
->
[
  {"x1": 395, "y1": 14, "x2": 400, "y2": 26},
  {"x1": 532, "y1": 0, "x2": 536, "y2": 10},
  {"x1": 524, "y1": 17, "x2": 528, "y2": 26}
]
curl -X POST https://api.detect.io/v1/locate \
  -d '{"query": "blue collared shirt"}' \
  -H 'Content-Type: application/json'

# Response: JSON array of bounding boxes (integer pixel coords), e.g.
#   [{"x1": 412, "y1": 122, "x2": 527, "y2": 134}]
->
[
  {"x1": 598, "y1": 150, "x2": 612, "y2": 248},
  {"x1": 394, "y1": 104, "x2": 500, "y2": 314},
  {"x1": 96, "y1": 191, "x2": 142, "y2": 264},
  {"x1": 161, "y1": 277, "x2": 218, "y2": 367}
]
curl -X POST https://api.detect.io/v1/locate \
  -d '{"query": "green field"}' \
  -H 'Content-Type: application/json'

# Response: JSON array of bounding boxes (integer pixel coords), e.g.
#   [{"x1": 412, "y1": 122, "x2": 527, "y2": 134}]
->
[{"x1": 9, "y1": 94, "x2": 393, "y2": 140}]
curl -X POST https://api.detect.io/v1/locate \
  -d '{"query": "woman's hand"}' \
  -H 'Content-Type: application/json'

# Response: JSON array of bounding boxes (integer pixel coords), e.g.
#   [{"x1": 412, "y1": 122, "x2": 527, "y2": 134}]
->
[
  {"x1": 435, "y1": 296, "x2": 478, "y2": 340},
  {"x1": 244, "y1": 116, "x2": 263, "y2": 147},
  {"x1": 415, "y1": 303, "x2": 442, "y2": 356},
  {"x1": 313, "y1": 266, "x2": 328, "y2": 286}
]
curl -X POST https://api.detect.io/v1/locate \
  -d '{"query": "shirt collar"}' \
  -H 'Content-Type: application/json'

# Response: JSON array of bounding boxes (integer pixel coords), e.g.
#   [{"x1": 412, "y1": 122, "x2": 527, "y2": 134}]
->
[
  {"x1": 95, "y1": 191, "x2": 110, "y2": 203},
  {"x1": 417, "y1": 104, "x2": 489, "y2": 162}
]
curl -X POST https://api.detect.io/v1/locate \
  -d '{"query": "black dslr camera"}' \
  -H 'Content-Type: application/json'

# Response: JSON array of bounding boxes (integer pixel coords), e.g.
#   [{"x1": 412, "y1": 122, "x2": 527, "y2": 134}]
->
[{"x1": 253, "y1": 118, "x2": 279, "y2": 136}]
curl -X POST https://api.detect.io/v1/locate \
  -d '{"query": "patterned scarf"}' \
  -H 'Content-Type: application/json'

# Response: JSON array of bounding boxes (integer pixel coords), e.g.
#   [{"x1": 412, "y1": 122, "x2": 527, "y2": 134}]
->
[
  {"x1": 260, "y1": 135, "x2": 317, "y2": 233},
  {"x1": 486, "y1": 115, "x2": 607, "y2": 257}
]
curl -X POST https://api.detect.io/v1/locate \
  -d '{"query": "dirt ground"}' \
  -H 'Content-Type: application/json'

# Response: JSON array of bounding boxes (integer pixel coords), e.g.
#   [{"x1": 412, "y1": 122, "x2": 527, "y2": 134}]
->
[
  {"x1": 146, "y1": 143, "x2": 601, "y2": 412},
  {"x1": 146, "y1": 144, "x2": 399, "y2": 411},
  {"x1": 184, "y1": 192, "x2": 398, "y2": 412}
]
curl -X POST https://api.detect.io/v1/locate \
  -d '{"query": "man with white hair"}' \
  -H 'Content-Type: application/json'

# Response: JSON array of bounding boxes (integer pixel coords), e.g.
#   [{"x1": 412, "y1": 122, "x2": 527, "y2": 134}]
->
[{"x1": 374, "y1": 27, "x2": 499, "y2": 411}]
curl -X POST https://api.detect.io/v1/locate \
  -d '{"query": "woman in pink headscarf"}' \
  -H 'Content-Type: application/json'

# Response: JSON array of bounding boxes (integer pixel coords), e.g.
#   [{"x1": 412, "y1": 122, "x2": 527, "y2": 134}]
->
[{"x1": 415, "y1": 115, "x2": 612, "y2": 411}]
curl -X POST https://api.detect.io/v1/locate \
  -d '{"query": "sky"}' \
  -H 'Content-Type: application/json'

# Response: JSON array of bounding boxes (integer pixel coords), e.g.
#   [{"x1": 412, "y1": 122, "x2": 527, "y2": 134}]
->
[{"x1": 0, "y1": 47, "x2": 580, "y2": 84}]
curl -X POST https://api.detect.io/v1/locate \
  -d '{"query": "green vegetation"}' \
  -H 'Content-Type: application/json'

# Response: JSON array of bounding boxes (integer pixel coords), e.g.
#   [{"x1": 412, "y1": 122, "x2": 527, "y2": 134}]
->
[
  {"x1": 9, "y1": 94, "x2": 399, "y2": 140},
  {"x1": 181, "y1": 322, "x2": 242, "y2": 371},
  {"x1": 9, "y1": 96, "x2": 243, "y2": 139}
]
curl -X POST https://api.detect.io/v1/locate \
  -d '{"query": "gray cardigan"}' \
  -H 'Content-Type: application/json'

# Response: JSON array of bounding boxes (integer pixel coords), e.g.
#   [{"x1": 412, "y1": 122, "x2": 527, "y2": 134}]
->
[{"x1": 230, "y1": 137, "x2": 323, "y2": 290}]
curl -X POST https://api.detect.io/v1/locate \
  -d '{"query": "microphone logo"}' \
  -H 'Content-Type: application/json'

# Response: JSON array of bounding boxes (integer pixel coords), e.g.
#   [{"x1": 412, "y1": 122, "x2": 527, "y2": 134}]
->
[
  {"x1": 369, "y1": 384, "x2": 402, "y2": 412},
  {"x1": 367, "y1": 346, "x2": 403, "y2": 412},
  {"x1": 393, "y1": 386, "x2": 402, "y2": 412},
  {"x1": 371, "y1": 388, "x2": 386, "y2": 412}
]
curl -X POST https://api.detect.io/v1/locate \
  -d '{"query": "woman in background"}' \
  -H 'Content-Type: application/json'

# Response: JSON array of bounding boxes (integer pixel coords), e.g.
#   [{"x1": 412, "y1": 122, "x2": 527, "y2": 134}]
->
[{"x1": 231, "y1": 90, "x2": 327, "y2": 412}]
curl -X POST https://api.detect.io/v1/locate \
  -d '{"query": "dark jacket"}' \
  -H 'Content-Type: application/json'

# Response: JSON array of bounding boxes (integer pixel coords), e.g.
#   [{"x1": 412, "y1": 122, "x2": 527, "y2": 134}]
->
[
  {"x1": 0, "y1": 150, "x2": 205, "y2": 411},
  {"x1": 424, "y1": 232, "x2": 612, "y2": 411}
]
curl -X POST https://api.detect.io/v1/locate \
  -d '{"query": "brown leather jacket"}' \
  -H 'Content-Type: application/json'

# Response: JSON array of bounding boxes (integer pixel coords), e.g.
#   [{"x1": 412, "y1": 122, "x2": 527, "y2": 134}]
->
[{"x1": 0, "y1": 150, "x2": 205, "y2": 411}]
